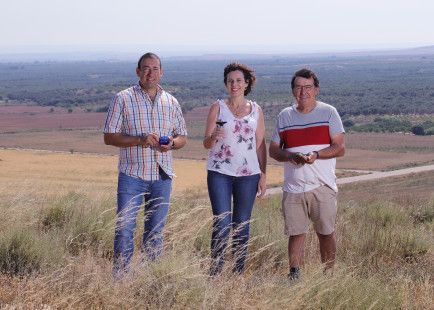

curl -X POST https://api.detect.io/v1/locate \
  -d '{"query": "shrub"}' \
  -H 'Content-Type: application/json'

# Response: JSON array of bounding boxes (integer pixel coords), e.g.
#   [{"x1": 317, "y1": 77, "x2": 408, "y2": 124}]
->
[
  {"x1": 41, "y1": 204, "x2": 72, "y2": 230},
  {"x1": 339, "y1": 202, "x2": 431, "y2": 267},
  {"x1": 411, "y1": 125, "x2": 425, "y2": 135},
  {"x1": 0, "y1": 231, "x2": 42, "y2": 275},
  {"x1": 410, "y1": 203, "x2": 434, "y2": 224},
  {"x1": 343, "y1": 119, "x2": 355, "y2": 128},
  {"x1": 424, "y1": 127, "x2": 434, "y2": 135},
  {"x1": 95, "y1": 106, "x2": 109, "y2": 113},
  {"x1": 351, "y1": 117, "x2": 413, "y2": 133}
]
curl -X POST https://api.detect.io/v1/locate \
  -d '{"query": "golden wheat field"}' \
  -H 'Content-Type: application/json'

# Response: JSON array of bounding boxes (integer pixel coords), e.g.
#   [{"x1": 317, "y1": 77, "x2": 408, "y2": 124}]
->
[{"x1": 0, "y1": 149, "x2": 285, "y2": 198}]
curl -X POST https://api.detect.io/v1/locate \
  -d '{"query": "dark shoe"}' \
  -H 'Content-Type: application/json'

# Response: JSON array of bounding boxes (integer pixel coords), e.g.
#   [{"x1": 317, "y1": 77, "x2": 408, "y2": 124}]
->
[{"x1": 288, "y1": 267, "x2": 300, "y2": 280}]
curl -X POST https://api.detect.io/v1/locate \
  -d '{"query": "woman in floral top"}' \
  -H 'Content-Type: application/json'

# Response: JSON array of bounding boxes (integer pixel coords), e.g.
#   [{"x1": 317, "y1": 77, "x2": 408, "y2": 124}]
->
[{"x1": 203, "y1": 63, "x2": 267, "y2": 275}]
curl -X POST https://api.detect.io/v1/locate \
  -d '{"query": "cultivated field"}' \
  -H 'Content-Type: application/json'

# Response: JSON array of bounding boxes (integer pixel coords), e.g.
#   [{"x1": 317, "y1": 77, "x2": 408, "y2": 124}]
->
[{"x1": 1, "y1": 105, "x2": 434, "y2": 171}]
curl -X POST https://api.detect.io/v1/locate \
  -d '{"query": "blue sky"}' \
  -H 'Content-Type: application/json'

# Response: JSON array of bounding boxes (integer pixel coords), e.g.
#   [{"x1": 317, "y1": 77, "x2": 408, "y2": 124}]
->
[{"x1": 1, "y1": 0, "x2": 433, "y2": 55}]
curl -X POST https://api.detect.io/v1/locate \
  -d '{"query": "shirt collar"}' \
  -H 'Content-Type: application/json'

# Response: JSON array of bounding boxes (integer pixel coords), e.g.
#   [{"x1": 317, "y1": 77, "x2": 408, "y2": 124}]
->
[{"x1": 135, "y1": 82, "x2": 164, "y2": 98}]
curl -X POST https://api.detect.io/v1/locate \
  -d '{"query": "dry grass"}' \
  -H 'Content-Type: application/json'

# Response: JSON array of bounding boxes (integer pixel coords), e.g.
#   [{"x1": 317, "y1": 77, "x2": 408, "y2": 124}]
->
[{"x1": 0, "y1": 150, "x2": 433, "y2": 308}]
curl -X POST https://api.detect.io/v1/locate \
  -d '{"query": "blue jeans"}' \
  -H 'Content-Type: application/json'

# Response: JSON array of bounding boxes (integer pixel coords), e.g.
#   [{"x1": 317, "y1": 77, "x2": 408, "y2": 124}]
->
[
  {"x1": 207, "y1": 170, "x2": 260, "y2": 275},
  {"x1": 113, "y1": 170, "x2": 172, "y2": 273}
]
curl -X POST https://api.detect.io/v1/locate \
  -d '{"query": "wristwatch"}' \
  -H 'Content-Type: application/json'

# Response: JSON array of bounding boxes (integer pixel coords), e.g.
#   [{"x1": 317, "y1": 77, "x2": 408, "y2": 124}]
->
[{"x1": 171, "y1": 139, "x2": 175, "y2": 150}]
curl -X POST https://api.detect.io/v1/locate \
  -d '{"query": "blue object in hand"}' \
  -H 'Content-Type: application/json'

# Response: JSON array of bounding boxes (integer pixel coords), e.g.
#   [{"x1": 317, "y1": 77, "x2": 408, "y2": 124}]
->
[{"x1": 159, "y1": 136, "x2": 170, "y2": 145}]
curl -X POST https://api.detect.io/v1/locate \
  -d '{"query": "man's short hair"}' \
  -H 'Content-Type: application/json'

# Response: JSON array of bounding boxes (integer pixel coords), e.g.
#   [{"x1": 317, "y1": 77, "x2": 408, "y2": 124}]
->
[
  {"x1": 137, "y1": 52, "x2": 161, "y2": 69},
  {"x1": 291, "y1": 68, "x2": 320, "y2": 89}
]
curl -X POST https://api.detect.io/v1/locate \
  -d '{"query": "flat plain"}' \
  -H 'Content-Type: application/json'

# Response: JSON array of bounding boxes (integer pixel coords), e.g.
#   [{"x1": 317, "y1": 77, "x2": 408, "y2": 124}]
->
[{"x1": 1, "y1": 105, "x2": 433, "y2": 171}]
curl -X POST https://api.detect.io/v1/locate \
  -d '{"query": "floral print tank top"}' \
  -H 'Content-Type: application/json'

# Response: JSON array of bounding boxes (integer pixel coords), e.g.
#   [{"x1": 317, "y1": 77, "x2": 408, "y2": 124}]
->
[{"x1": 207, "y1": 99, "x2": 261, "y2": 176}]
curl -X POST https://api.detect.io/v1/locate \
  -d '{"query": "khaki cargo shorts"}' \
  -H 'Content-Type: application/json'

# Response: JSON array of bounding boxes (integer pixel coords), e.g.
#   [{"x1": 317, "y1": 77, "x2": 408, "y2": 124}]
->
[{"x1": 282, "y1": 185, "x2": 337, "y2": 236}]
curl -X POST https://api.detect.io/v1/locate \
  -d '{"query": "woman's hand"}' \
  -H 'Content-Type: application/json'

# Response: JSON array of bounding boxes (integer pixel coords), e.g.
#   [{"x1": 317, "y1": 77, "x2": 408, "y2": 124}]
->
[
  {"x1": 212, "y1": 126, "x2": 225, "y2": 140},
  {"x1": 203, "y1": 101, "x2": 223, "y2": 149},
  {"x1": 256, "y1": 173, "x2": 267, "y2": 198}
]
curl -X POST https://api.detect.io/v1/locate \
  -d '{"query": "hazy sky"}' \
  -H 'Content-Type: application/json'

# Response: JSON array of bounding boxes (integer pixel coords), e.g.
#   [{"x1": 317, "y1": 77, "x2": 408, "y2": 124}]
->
[{"x1": 1, "y1": 0, "x2": 433, "y2": 55}]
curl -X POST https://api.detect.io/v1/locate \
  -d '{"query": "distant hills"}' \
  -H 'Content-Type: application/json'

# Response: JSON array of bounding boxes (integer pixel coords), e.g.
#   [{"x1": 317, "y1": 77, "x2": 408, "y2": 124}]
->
[{"x1": 0, "y1": 45, "x2": 433, "y2": 63}]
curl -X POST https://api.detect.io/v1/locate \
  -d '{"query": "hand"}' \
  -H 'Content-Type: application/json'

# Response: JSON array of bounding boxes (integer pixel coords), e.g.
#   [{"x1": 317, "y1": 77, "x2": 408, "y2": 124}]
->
[
  {"x1": 288, "y1": 152, "x2": 308, "y2": 165},
  {"x1": 155, "y1": 136, "x2": 173, "y2": 153},
  {"x1": 304, "y1": 151, "x2": 319, "y2": 164},
  {"x1": 256, "y1": 173, "x2": 267, "y2": 198},
  {"x1": 212, "y1": 127, "x2": 225, "y2": 141},
  {"x1": 142, "y1": 133, "x2": 159, "y2": 148}
]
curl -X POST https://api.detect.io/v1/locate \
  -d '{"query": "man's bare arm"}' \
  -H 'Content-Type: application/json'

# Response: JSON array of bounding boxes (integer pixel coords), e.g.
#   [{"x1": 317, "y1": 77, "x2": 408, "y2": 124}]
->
[
  {"x1": 104, "y1": 133, "x2": 158, "y2": 148},
  {"x1": 305, "y1": 133, "x2": 345, "y2": 163},
  {"x1": 269, "y1": 141, "x2": 307, "y2": 164}
]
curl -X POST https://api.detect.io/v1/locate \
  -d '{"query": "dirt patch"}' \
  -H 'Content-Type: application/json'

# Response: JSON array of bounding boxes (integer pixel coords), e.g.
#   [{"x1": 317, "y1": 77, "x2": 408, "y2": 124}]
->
[
  {"x1": 0, "y1": 105, "x2": 105, "y2": 132},
  {"x1": 184, "y1": 106, "x2": 211, "y2": 122}
]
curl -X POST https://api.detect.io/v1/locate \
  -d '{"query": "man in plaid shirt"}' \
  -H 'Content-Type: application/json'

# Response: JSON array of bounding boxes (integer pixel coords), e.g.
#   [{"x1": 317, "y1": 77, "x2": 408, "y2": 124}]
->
[{"x1": 104, "y1": 52, "x2": 187, "y2": 274}]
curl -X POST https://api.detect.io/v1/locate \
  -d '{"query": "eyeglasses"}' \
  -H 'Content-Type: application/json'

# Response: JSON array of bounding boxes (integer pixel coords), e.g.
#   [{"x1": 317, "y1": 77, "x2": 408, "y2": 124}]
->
[{"x1": 293, "y1": 85, "x2": 315, "y2": 92}]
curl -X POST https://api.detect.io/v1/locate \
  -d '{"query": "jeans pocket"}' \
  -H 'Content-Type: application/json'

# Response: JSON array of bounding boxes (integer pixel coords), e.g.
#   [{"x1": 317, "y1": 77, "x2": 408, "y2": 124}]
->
[{"x1": 118, "y1": 173, "x2": 142, "y2": 194}]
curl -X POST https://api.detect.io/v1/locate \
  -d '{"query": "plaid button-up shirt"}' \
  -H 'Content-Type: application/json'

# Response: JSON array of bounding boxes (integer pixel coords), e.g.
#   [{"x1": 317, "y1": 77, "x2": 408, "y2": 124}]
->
[{"x1": 104, "y1": 84, "x2": 187, "y2": 181}]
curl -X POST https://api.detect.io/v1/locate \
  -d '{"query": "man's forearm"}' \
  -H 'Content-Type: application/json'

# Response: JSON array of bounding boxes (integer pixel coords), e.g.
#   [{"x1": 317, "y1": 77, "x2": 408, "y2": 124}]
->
[
  {"x1": 269, "y1": 145, "x2": 291, "y2": 162},
  {"x1": 104, "y1": 133, "x2": 146, "y2": 148},
  {"x1": 172, "y1": 135, "x2": 187, "y2": 150},
  {"x1": 316, "y1": 142, "x2": 345, "y2": 159},
  {"x1": 269, "y1": 142, "x2": 307, "y2": 164}
]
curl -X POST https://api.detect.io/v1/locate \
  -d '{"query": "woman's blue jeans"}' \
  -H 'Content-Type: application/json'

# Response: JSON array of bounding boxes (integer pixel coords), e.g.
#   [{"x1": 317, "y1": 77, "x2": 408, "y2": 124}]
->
[
  {"x1": 113, "y1": 171, "x2": 172, "y2": 274},
  {"x1": 207, "y1": 170, "x2": 260, "y2": 275}
]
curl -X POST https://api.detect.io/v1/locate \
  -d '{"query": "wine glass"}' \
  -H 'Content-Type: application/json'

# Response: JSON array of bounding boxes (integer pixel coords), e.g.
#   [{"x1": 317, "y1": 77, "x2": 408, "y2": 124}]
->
[
  {"x1": 214, "y1": 119, "x2": 226, "y2": 142},
  {"x1": 216, "y1": 119, "x2": 227, "y2": 128}
]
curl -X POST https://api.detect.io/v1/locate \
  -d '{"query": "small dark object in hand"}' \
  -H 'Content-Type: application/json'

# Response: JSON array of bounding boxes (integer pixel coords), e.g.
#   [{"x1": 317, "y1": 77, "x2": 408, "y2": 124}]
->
[
  {"x1": 159, "y1": 136, "x2": 170, "y2": 145},
  {"x1": 216, "y1": 120, "x2": 227, "y2": 127}
]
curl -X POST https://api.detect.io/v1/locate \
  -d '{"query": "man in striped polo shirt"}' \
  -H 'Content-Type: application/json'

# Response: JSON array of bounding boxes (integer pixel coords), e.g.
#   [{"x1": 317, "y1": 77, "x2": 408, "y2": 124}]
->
[
  {"x1": 269, "y1": 68, "x2": 345, "y2": 280},
  {"x1": 104, "y1": 52, "x2": 187, "y2": 275}
]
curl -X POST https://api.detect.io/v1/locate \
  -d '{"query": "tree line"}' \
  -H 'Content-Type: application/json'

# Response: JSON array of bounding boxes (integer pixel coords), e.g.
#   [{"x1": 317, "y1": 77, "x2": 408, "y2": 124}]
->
[{"x1": 0, "y1": 54, "x2": 433, "y2": 119}]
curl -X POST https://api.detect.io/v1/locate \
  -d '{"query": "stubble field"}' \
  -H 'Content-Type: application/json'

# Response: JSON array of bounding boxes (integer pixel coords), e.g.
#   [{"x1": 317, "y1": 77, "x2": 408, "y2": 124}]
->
[{"x1": 0, "y1": 149, "x2": 286, "y2": 198}]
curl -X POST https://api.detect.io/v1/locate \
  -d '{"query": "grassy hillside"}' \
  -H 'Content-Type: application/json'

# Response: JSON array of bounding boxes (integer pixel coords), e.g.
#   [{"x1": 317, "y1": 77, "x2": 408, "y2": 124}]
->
[{"x1": 1, "y1": 166, "x2": 432, "y2": 308}]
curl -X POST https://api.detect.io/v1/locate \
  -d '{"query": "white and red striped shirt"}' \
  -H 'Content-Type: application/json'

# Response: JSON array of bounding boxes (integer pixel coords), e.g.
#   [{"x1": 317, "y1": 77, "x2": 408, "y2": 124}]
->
[
  {"x1": 271, "y1": 101, "x2": 344, "y2": 193},
  {"x1": 104, "y1": 84, "x2": 187, "y2": 181}
]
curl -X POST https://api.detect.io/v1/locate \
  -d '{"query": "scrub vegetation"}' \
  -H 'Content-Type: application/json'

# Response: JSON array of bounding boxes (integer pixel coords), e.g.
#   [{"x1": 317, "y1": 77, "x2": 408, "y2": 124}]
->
[{"x1": 1, "y1": 51, "x2": 434, "y2": 119}]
